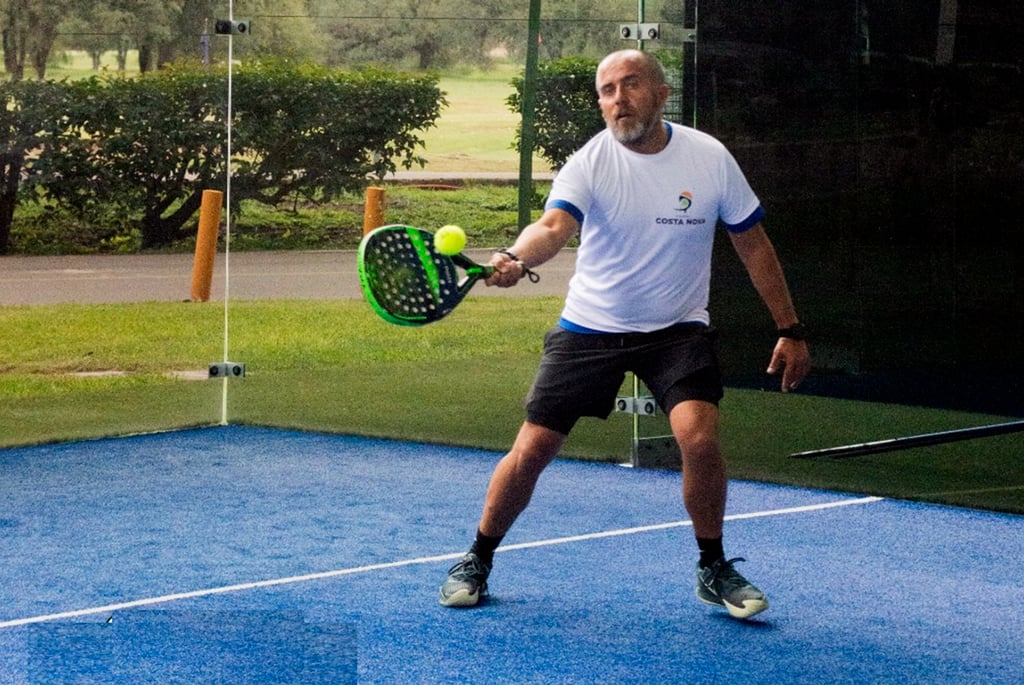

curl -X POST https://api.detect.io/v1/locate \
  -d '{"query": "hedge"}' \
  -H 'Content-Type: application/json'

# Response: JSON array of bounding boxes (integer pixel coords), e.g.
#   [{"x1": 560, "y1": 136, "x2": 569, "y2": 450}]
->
[{"x1": 0, "y1": 60, "x2": 444, "y2": 252}]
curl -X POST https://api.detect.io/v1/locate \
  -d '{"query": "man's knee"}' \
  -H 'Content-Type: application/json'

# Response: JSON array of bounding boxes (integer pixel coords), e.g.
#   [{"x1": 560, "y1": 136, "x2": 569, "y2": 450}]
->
[
  {"x1": 668, "y1": 401, "x2": 722, "y2": 462},
  {"x1": 510, "y1": 422, "x2": 565, "y2": 471}
]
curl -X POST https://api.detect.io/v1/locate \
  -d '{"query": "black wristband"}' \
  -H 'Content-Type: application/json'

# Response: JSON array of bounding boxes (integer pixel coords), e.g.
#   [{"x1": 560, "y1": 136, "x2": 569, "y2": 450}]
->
[{"x1": 777, "y1": 322, "x2": 807, "y2": 341}]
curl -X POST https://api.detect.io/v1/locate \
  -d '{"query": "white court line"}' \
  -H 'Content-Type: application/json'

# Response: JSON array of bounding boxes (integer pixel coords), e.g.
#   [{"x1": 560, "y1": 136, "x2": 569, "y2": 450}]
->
[
  {"x1": 498, "y1": 495, "x2": 884, "y2": 552},
  {"x1": 0, "y1": 495, "x2": 882, "y2": 629}
]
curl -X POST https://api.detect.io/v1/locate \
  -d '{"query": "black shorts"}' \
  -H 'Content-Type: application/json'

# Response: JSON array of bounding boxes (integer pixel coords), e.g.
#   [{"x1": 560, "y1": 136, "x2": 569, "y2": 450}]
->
[{"x1": 525, "y1": 323, "x2": 724, "y2": 435}]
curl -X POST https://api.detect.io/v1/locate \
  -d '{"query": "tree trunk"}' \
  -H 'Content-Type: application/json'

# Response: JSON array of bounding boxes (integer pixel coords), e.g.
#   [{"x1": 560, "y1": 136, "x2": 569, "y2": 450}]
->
[
  {"x1": 2, "y1": 28, "x2": 25, "y2": 81},
  {"x1": 138, "y1": 43, "x2": 153, "y2": 73},
  {"x1": 139, "y1": 189, "x2": 205, "y2": 249},
  {"x1": 0, "y1": 153, "x2": 21, "y2": 255}
]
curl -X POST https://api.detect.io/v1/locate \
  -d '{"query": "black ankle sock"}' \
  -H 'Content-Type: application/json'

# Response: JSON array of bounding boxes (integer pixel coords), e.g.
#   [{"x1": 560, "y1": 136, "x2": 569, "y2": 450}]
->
[
  {"x1": 469, "y1": 529, "x2": 504, "y2": 566},
  {"x1": 696, "y1": 536, "x2": 724, "y2": 569}
]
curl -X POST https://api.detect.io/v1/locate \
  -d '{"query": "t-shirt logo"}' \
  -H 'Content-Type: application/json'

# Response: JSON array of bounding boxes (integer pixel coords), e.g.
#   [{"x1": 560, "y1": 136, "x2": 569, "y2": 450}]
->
[{"x1": 677, "y1": 191, "x2": 693, "y2": 212}]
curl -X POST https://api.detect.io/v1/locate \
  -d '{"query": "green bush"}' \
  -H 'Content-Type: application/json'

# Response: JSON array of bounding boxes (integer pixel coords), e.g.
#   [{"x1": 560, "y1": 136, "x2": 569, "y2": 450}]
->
[
  {"x1": 32, "y1": 68, "x2": 226, "y2": 250},
  {"x1": 1, "y1": 80, "x2": 74, "y2": 255},
  {"x1": 228, "y1": 62, "x2": 446, "y2": 207},
  {"x1": 507, "y1": 57, "x2": 603, "y2": 170},
  {"x1": 2, "y1": 61, "x2": 445, "y2": 252}
]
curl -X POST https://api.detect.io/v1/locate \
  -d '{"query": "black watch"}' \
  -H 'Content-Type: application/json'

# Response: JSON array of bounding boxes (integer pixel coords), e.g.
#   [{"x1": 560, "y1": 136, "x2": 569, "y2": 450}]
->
[{"x1": 777, "y1": 322, "x2": 807, "y2": 341}]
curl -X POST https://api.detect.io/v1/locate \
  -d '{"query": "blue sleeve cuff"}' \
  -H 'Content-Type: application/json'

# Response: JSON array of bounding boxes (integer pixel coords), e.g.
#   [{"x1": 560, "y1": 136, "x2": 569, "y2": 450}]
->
[
  {"x1": 724, "y1": 205, "x2": 765, "y2": 233},
  {"x1": 546, "y1": 198, "x2": 584, "y2": 225}
]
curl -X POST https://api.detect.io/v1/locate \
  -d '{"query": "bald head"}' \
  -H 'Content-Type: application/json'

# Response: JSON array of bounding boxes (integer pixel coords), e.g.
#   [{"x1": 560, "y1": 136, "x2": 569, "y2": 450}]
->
[{"x1": 596, "y1": 50, "x2": 667, "y2": 90}]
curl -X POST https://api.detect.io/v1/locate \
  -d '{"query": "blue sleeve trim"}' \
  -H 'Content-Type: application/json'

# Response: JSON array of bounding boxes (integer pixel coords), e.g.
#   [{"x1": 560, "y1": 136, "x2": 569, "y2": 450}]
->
[
  {"x1": 724, "y1": 205, "x2": 766, "y2": 234},
  {"x1": 546, "y1": 198, "x2": 584, "y2": 225}
]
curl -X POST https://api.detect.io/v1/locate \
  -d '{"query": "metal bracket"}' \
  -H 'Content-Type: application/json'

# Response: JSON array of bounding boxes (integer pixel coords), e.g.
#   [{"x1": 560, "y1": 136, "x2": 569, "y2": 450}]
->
[
  {"x1": 616, "y1": 393, "x2": 679, "y2": 468},
  {"x1": 214, "y1": 19, "x2": 252, "y2": 36},
  {"x1": 208, "y1": 362, "x2": 246, "y2": 379},
  {"x1": 640, "y1": 23, "x2": 661, "y2": 40},
  {"x1": 619, "y1": 23, "x2": 661, "y2": 41},
  {"x1": 615, "y1": 395, "x2": 658, "y2": 416}
]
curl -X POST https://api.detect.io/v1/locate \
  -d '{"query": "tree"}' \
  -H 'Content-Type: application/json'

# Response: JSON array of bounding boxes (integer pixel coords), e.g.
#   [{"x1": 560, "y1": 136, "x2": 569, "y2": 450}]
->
[
  {"x1": 319, "y1": 0, "x2": 498, "y2": 70},
  {"x1": 536, "y1": 0, "x2": 620, "y2": 60},
  {"x1": 2, "y1": 0, "x2": 72, "y2": 80},
  {"x1": 57, "y1": 2, "x2": 134, "y2": 71},
  {"x1": 1, "y1": 0, "x2": 28, "y2": 80},
  {"x1": 231, "y1": 0, "x2": 329, "y2": 63},
  {"x1": 155, "y1": 0, "x2": 325, "y2": 66},
  {"x1": 106, "y1": 0, "x2": 183, "y2": 72}
]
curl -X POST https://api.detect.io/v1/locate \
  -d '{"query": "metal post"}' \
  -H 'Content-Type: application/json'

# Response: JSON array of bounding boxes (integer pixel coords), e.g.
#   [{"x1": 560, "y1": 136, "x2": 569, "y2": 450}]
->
[
  {"x1": 637, "y1": 0, "x2": 645, "y2": 48},
  {"x1": 516, "y1": 0, "x2": 543, "y2": 230},
  {"x1": 790, "y1": 420, "x2": 1024, "y2": 460}
]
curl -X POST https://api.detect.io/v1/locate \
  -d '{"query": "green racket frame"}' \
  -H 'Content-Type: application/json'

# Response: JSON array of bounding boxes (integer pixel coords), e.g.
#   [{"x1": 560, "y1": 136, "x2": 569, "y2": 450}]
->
[{"x1": 357, "y1": 224, "x2": 494, "y2": 326}]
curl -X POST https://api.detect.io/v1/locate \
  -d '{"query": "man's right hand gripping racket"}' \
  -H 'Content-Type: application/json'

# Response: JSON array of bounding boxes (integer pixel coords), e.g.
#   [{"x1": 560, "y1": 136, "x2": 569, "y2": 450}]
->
[{"x1": 357, "y1": 224, "x2": 537, "y2": 326}]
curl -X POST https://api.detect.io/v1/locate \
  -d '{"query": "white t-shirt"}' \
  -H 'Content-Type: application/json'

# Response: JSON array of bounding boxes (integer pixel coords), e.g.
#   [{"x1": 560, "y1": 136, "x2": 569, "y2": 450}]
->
[{"x1": 547, "y1": 123, "x2": 763, "y2": 333}]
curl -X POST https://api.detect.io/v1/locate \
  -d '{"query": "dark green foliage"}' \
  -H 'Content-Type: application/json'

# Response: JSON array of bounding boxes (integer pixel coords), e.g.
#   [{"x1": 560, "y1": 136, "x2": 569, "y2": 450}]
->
[
  {"x1": 229, "y1": 61, "x2": 445, "y2": 207},
  {"x1": 0, "y1": 61, "x2": 444, "y2": 251},
  {"x1": 0, "y1": 79, "x2": 72, "y2": 254},
  {"x1": 34, "y1": 69, "x2": 225, "y2": 249},
  {"x1": 507, "y1": 57, "x2": 603, "y2": 170}
]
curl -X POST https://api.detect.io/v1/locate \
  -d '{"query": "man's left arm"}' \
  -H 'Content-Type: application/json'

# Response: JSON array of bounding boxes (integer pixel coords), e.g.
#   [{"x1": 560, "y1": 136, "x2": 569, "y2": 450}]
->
[{"x1": 728, "y1": 223, "x2": 811, "y2": 392}]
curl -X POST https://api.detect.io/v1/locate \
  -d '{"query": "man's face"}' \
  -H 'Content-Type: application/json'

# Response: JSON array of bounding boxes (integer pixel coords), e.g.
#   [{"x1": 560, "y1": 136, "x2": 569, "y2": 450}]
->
[{"x1": 596, "y1": 56, "x2": 669, "y2": 149}]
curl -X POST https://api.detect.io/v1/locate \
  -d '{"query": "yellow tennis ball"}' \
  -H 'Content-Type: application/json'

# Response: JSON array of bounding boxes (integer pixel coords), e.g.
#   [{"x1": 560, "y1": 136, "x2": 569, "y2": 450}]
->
[{"x1": 434, "y1": 225, "x2": 466, "y2": 255}]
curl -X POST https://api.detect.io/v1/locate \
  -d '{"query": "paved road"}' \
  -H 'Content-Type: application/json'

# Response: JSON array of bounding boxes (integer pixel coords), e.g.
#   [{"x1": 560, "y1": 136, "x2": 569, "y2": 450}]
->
[{"x1": 0, "y1": 249, "x2": 576, "y2": 305}]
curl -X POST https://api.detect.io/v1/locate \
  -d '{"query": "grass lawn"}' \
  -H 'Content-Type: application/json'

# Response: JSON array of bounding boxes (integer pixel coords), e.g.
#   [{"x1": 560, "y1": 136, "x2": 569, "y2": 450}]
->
[
  {"x1": 46, "y1": 49, "x2": 140, "y2": 79},
  {"x1": 1, "y1": 299, "x2": 1020, "y2": 515},
  {"x1": 420, "y1": 66, "x2": 551, "y2": 173}
]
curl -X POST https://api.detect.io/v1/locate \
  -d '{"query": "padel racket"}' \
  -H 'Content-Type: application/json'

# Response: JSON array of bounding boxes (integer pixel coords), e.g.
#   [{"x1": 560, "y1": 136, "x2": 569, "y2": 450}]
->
[{"x1": 357, "y1": 224, "x2": 503, "y2": 326}]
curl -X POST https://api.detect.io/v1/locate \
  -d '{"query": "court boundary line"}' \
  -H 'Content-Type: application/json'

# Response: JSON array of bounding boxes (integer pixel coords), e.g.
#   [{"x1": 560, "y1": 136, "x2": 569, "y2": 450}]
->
[{"x1": 0, "y1": 495, "x2": 882, "y2": 629}]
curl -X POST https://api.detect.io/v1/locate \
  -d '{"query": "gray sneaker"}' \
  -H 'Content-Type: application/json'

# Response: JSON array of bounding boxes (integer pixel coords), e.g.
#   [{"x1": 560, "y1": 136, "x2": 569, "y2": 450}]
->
[
  {"x1": 439, "y1": 553, "x2": 490, "y2": 607},
  {"x1": 696, "y1": 557, "x2": 769, "y2": 619}
]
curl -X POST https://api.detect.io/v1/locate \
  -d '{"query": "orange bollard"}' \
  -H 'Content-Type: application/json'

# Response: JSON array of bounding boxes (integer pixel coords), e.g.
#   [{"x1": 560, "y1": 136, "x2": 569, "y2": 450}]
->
[
  {"x1": 363, "y1": 186, "x2": 386, "y2": 234},
  {"x1": 190, "y1": 189, "x2": 224, "y2": 302}
]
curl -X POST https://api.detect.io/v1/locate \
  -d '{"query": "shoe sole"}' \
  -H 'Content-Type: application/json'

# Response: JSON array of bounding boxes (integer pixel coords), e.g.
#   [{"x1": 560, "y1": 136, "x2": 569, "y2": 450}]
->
[
  {"x1": 439, "y1": 588, "x2": 481, "y2": 608},
  {"x1": 696, "y1": 588, "x2": 769, "y2": 620}
]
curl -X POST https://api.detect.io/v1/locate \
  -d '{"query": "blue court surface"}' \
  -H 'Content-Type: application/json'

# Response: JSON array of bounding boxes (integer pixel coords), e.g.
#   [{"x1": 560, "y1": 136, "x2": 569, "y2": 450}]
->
[{"x1": 1, "y1": 426, "x2": 1021, "y2": 684}]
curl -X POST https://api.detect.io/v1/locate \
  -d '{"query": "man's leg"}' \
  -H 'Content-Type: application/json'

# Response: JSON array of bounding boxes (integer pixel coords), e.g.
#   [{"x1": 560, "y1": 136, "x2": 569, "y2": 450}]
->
[
  {"x1": 669, "y1": 399, "x2": 769, "y2": 619},
  {"x1": 669, "y1": 400, "x2": 727, "y2": 540},
  {"x1": 439, "y1": 422, "x2": 565, "y2": 607},
  {"x1": 479, "y1": 421, "x2": 567, "y2": 537}
]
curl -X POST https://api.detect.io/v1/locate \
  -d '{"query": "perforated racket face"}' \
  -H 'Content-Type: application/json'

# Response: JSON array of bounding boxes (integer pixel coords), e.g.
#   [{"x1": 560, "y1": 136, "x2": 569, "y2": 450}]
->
[{"x1": 358, "y1": 226, "x2": 464, "y2": 326}]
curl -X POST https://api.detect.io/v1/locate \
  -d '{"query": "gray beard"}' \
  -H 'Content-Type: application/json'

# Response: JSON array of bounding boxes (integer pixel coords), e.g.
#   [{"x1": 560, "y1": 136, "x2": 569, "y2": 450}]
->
[{"x1": 610, "y1": 117, "x2": 656, "y2": 146}]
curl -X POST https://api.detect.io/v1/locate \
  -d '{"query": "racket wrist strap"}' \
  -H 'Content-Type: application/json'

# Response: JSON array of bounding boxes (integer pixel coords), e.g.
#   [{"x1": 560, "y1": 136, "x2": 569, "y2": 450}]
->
[
  {"x1": 498, "y1": 249, "x2": 540, "y2": 283},
  {"x1": 497, "y1": 248, "x2": 523, "y2": 265}
]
